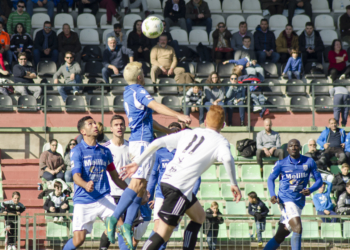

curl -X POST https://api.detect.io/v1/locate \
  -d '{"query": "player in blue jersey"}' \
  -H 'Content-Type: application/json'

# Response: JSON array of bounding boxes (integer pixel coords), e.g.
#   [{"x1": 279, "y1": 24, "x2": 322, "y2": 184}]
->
[
  {"x1": 106, "y1": 62, "x2": 191, "y2": 249},
  {"x1": 63, "y1": 116, "x2": 128, "y2": 250},
  {"x1": 264, "y1": 139, "x2": 323, "y2": 250}
]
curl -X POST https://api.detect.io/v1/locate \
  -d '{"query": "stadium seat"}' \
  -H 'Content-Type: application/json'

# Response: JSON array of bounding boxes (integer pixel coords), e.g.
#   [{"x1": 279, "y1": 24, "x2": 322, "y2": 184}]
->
[
  {"x1": 84, "y1": 61, "x2": 103, "y2": 77},
  {"x1": 200, "y1": 183, "x2": 221, "y2": 200},
  {"x1": 141, "y1": 61, "x2": 151, "y2": 77},
  {"x1": 178, "y1": 61, "x2": 195, "y2": 74},
  {"x1": 219, "y1": 164, "x2": 240, "y2": 181},
  {"x1": 226, "y1": 201, "x2": 247, "y2": 219},
  {"x1": 143, "y1": 78, "x2": 155, "y2": 95},
  {"x1": 77, "y1": 13, "x2": 97, "y2": 29},
  {"x1": 323, "y1": 46, "x2": 332, "y2": 63},
  {"x1": 242, "y1": 0, "x2": 262, "y2": 13},
  {"x1": 0, "y1": 96, "x2": 13, "y2": 112},
  {"x1": 89, "y1": 96, "x2": 109, "y2": 113},
  {"x1": 222, "y1": 0, "x2": 242, "y2": 13},
  {"x1": 218, "y1": 223, "x2": 228, "y2": 239},
  {"x1": 343, "y1": 221, "x2": 350, "y2": 239},
  {"x1": 113, "y1": 96, "x2": 124, "y2": 112},
  {"x1": 100, "y1": 14, "x2": 120, "y2": 29},
  {"x1": 42, "y1": 95, "x2": 62, "y2": 112},
  {"x1": 103, "y1": 29, "x2": 114, "y2": 45},
  {"x1": 311, "y1": 0, "x2": 330, "y2": 13},
  {"x1": 241, "y1": 165, "x2": 262, "y2": 182},
  {"x1": 229, "y1": 223, "x2": 250, "y2": 239},
  {"x1": 321, "y1": 223, "x2": 342, "y2": 239},
  {"x1": 31, "y1": 13, "x2": 50, "y2": 29},
  {"x1": 270, "y1": 203, "x2": 281, "y2": 216},
  {"x1": 37, "y1": 61, "x2": 57, "y2": 77},
  {"x1": 111, "y1": 85, "x2": 125, "y2": 96},
  {"x1": 0, "y1": 222, "x2": 5, "y2": 240},
  {"x1": 273, "y1": 29, "x2": 283, "y2": 39},
  {"x1": 333, "y1": 0, "x2": 350, "y2": 13},
  {"x1": 206, "y1": 0, "x2": 222, "y2": 13},
  {"x1": 304, "y1": 62, "x2": 326, "y2": 79},
  {"x1": 54, "y1": 13, "x2": 74, "y2": 29},
  {"x1": 302, "y1": 203, "x2": 314, "y2": 216},
  {"x1": 221, "y1": 183, "x2": 236, "y2": 200},
  {"x1": 123, "y1": 14, "x2": 142, "y2": 30},
  {"x1": 201, "y1": 165, "x2": 217, "y2": 181},
  {"x1": 226, "y1": 15, "x2": 245, "y2": 31},
  {"x1": 189, "y1": 30, "x2": 209, "y2": 45},
  {"x1": 195, "y1": 62, "x2": 215, "y2": 77},
  {"x1": 161, "y1": 96, "x2": 181, "y2": 112},
  {"x1": 261, "y1": 62, "x2": 279, "y2": 78},
  {"x1": 320, "y1": 30, "x2": 338, "y2": 46},
  {"x1": 147, "y1": 0, "x2": 162, "y2": 12},
  {"x1": 46, "y1": 222, "x2": 69, "y2": 239},
  {"x1": 261, "y1": 223, "x2": 273, "y2": 239},
  {"x1": 217, "y1": 63, "x2": 234, "y2": 78},
  {"x1": 330, "y1": 165, "x2": 341, "y2": 175},
  {"x1": 269, "y1": 15, "x2": 288, "y2": 30},
  {"x1": 302, "y1": 221, "x2": 319, "y2": 239},
  {"x1": 246, "y1": 15, "x2": 264, "y2": 31},
  {"x1": 267, "y1": 183, "x2": 279, "y2": 198},
  {"x1": 65, "y1": 96, "x2": 86, "y2": 112},
  {"x1": 310, "y1": 80, "x2": 329, "y2": 96},
  {"x1": 170, "y1": 29, "x2": 189, "y2": 45},
  {"x1": 266, "y1": 96, "x2": 288, "y2": 112},
  {"x1": 262, "y1": 80, "x2": 283, "y2": 96},
  {"x1": 80, "y1": 29, "x2": 100, "y2": 45},
  {"x1": 263, "y1": 165, "x2": 276, "y2": 182},
  {"x1": 315, "y1": 15, "x2": 335, "y2": 30},
  {"x1": 211, "y1": 14, "x2": 225, "y2": 30},
  {"x1": 286, "y1": 80, "x2": 306, "y2": 96},
  {"x1": 244, "y1": 184, "x2": 265, "y2": 200},
  {"x1": 158, "y1": 79, "x2": 178, "y2": 95},
  {"x1": 290, "y1": 96, "x2": 311, "y2": 112},
  {"x1": 17, "y1": 95, "x2": 38, "y2": 112},
  {"x1": 314, "y1": 96, "x2": 332, "y2": 112},
  {"x1": 32, "y1": 28, "x2": 41, "y2": 41},
  {"x1": 292, "y1": 14, "x2": 311, "y2": 31}
]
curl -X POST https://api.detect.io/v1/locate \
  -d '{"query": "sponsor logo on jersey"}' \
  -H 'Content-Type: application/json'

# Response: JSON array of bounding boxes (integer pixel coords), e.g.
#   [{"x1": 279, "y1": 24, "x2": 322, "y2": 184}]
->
[
  {"x1": 285, "y1": 172, "x2": 308, "y2": 179},
  {"x1": 84, "y1": 159, "x2": 107, "y2": 167}
]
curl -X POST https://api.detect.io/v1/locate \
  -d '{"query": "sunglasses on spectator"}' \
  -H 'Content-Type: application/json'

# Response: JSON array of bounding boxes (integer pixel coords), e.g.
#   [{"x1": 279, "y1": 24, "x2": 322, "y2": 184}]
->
[
  {"x1": 231, "y1": 77, "x2": 237, "y2": 80},
  {"x1": 44, "y1": 26, "x2": 51, "y2": 29},
  {"x1": 51, "y1": 144, "x2": 57, "y2": 147},
  {"x1": 19, "y1": 58, "x2": 27, "y2": 60},
  {"x1": 219, "y1": 26, "x2": 225, "y2": 28},
  {"x1": 65, "y1": 57, "x2": 73, "y2": 59},
  {"x1": 70, "y1": 143, "x2": 76, "y2": 146},
  {"x1": 309, "y1": 144, "x2": 316, "y2": 146},
  {"x1": 17, "y1": 5, "x2": 25, "y2": 8}
]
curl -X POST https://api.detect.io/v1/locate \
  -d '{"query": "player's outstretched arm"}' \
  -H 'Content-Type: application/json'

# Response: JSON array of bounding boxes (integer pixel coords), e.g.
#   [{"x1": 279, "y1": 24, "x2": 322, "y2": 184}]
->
[
  {"x1": 148, "y1": 100, "x2": 191, "y2": 125},
  {"x1": 73, "y1": 173, "x2": 94, "y2": 192},
  {"x1": 221, "y1": 154, "x2": 241, "y2": 202},
  {"x1": 153, "y1": 120, "x2": 180, "y2": 134},
  {"x1": 109, "y1": 169, "x2": 128, "y2": 190},
  {"x1": 267, "y1": 162, "x2": 280, "y2": 201},
  {"x1": 302, "y1": 160, "x2": 323, "y2": 196}
]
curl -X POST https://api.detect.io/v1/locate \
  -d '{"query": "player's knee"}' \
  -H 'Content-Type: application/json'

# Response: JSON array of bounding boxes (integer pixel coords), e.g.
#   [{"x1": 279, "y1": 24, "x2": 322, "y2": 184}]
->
[
  {"x1": 274, "y1": 235, "x2": 286, "y2": 244},
  {"x1": 291, "y1": 224, "x2": 302, "y2": 234},
  {"x1": 129, "y1": 178, "x2": 146, "y2": 194},
  {"x1": 73, "y1": 232, "x2": 86, "y2": 247}
]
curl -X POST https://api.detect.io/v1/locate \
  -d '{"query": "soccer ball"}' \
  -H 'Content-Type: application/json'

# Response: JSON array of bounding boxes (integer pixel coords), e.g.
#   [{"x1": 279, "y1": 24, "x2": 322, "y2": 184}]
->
[{"x1": 142, "y1": 16, "x2": 164, "y2": 39}]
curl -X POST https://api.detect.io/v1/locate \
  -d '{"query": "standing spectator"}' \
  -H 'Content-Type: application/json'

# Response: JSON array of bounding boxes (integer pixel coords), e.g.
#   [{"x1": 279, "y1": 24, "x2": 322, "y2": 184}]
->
[
  {"x1": 127, "y1": 20, "x2": 151, "y2": 62},
  {"x1": 63, "y1": 139, "x2": 77, "y2": 182},
  {"x1": 276, "y1": 24, "x2": 299, "y2": 63},
  {"x1": 288, "y1": 0, "x2": 312, "y2": 25},
  {"x1": 53, "y1": 51, "x2": 82, "y2": 101},
  {"x1": 77, "y1": 0, "x2": 99, "y2": 16},
  {"x1": 26, "y1": 0, "x2": 55, "y2": 21},
  {"x1": 328, "y1": 39, "x2": 350, "y2": 81},
  {"x1": 282, "y1": 49, "x2": 302, "y2": 80},
  {"x1": 57, "y1": 23, "x2": 82, "y2": 65},
  {"x1": 185, "y1": 0, "x2": 212, "y2": 36},
  {"x1": 39, "y1": 139, "x2": 65, "y2": 181},
  {"x1": 313, "y1": 181, "x2": 338, "y2": 223},
  {"x1": 260, "y1": 0, "x2": 284, "y2": 15},
  {"x1": 105, "y1": 23, "x2": 127, "y2": 48},
  {"x1": 329, "y1": 86, "x2": 349, "y2": 127},
  {"x1": 102, "y1": 37, "x2": 134, "y2": 83},
  {"x1": 339, "y1": 5, "x2": 350, "y2": 45},
  {"x1": 33, "y1": 21, "x2": 58, "y2": 66},
  {"x1": 121, "y1": 0, "x2": 153, "y2": 17},
  {"x1": 332, "y1": 163, "x2": 350, "y2": 201},
  {"x1": 7, "y1": 1, "x2": 31, "y2": 36},
  {"x1": 184, "y1": 84, "x2": 204, "y2": 121},
  {"x1": 43, "y1": 181, "x2": 69, "y2": 222},
  {"x1": 13, "y1": 52, "x2": 41, "y2": 99},
  {"x1": 163, "y1": 0, "x2": 187, "y2": 32},
  {"x1": 231, "y1": 22, "x2": 254, "y2": 51},
  {"x1": 100, "y1": 0, "x2": 121, "y2": 24},
  {"x1": 299, "y1": 22, "x2": 324, "y2": 67},
  {"x1": 254, "y1": 19, "x2": 280, "y2": 64},
  {"x1": 203, "y1": 72, "x2": 225, "y2": 118},
  {"x1": 336, "y1": 181, "x2": 350, "y2": 215},
  {"x1": 204, "y1": 201, "x2": 224, "y2": 250},
  {"x1": 256, "y1": 118, "x2": 284, "y2": 171},
  {"x1": 0, "y1": 22, "x2": 11, "y2": 75},
  {"x1": 212, "y1": 22, "x2": 233, "y2": 64},
  {"x1": 54, "y1": 0, "x2": 73, "y2": 13},
  {"x1": 225, "y1": 73, "x2": 245, "y2": 126},
  {"x1": 10, "y1": 23, "x2": 34, "y2": 62},
  {"x1": 304, "y1": 139, "x2": 328, "y2": 171}
]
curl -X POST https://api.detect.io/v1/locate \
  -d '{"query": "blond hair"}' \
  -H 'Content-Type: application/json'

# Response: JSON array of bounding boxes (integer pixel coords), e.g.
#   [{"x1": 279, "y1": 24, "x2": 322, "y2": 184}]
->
[
  {"x1": 211, "y1": 201, "x2": 219, "y2": 207},
  {"x1": 206, "y1": 105, "x2": 225, "y2": 130},
  {"x1": 123, "y1": 62, "x2": 143, "y2": 84},
  {"x1": 97, "y1": 122, "x2": 104, "y2": 134}
]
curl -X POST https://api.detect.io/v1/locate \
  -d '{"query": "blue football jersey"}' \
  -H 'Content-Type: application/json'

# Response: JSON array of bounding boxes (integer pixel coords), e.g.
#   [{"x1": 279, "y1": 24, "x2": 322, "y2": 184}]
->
[
  {"x1": 140, "y1": 203, "x2": 152, "y2": 222},
  {"x1": 123, "y1": 84, "x2": 154, "y2": 142}
]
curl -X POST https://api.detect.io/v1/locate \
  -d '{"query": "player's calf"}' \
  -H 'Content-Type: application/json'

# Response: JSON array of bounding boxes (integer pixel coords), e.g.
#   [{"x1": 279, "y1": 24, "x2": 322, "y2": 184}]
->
[{"x1": 73, "y1": 230, "x2": 86, "y2": 247}]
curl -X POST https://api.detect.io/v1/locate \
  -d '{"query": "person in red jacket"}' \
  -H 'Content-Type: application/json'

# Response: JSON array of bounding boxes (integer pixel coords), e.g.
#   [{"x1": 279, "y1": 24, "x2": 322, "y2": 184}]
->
[{"x1": 328, "y1": 39, "x2": 350, "y2": 81}]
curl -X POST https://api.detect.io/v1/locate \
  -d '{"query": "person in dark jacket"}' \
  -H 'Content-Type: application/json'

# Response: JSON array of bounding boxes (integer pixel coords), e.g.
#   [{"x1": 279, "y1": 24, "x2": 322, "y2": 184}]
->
[
  {"x1": 211, "y1": 22, "x2": 233, "y2": 63},
  {"x1": 77, "y1": 0, "x2": 99, "y2": 16},
  {"x1": 298, "y1": 22, "x2": 324, "y2": 67},
  {"x1": 254, "y1": 19, "x2": 280, "y2": 64},
  {"x1": 205, "y1": 201, "x2": 224, "y2": 250},
  {"x1": 43, "y1": 181, "x2": 69, "y2": 222},
  {"x1": 304, "y1": 139, "x2": 328, "y2": 171},
  {"x1": 33, "y1": 21, "x2": 58, "y2": 66},
  {"x1": 261, "y1": 0, "x2": 284, "y2": 15},
  {"x1": 288, "y1": 0, "x2": 312, "y2": 26},
  {"x1": 225, "y1": 73, "x2": 246, "y2": 126},
  {"x1": 185, "y1": 0, "x2": 212, "y2": 35},
  {"x1": 10, "y1": 23, "x2": 33, "y2": 62},
  {"x1": 248, "y1": 191, "x2": 269, "y2": 247},
  {"x1": 340, "y1": 5, "x2": 350, "y2": 45},
  {"x1": 336, "y1": 181, "x2": 350, "y2": 215},
  {"x1": 184, "y1": 84, "x2": 204, "y2": 118},
  {"x1": 127, "y1": 20, "x2": 151, "y2": 62},
  {"x1": 57, "y1": 23, "x2": 82, "y2": 65},
  {"x1": 332, "y1": 163, "x2": 350, "y2": 200},
  {"x1": 163, "y1": 0, "x2": 187, "y2": 32}
]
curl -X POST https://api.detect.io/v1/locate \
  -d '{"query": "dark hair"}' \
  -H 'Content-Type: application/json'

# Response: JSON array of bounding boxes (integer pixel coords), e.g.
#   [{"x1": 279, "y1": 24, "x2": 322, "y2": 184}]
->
[
  {"x1": 248, "y1": 191, "x2": 258, "y2": 199},
  {"x1": 133, "y1": 19, "x2": 143, "y2": 32},
  {"x1": 14, "y1": 22, "x2": 26, "y2": 34},
  {"x1": 12, "y1": 191, "x2": 20, "y2": 198},
  {"x1": 18, "y1": 52, "x2": 27, "y2": 59},
  {"x1": 331, "y1": 39, "x2": 343, "y2": 51},
  {"x1": 305, "y1": 22, "x2": 314, "y2": 28},
  {"x1": 242, "y1": 36, "x2": 251, "y2": 41},
  {"x1": 261, "y1": 18, "x2": 268, "y2": 24},
  {"x1": 65, "y1": 51, "x2": 74, "y2": 57},
  {"x1": 50, "y1": 139, "x2": 58, "y2": 145},
  {"x1": 206, "y1": 71, "x2": 221, "y2": 85},
  {"x1": 168, "y1": 122, "x2": 181, "y2": 130},
  {"x1": 159, "y1": 33, "x2": 168, "y2": 39},
  {"x1": 346, "y1": 5, "x2": 350, "y2": 10},
  {"x1": 65, "y1": 139, "x2": 78, "y2": 156},
  {"x1": 44, "y1": 21, "x2": 52, "y2": 26},
  {"x1": 239, "y1": 21, "x2": 247, "y2": 27},
  {"x1": 0, "y1": 22, "x2": 4, "y2": 28},
  {"x1": 77, "y1": 116, "x2": 93, "y2": 134},
  {"x1": 286, "y1": 24, "x2": 293, "y2": 29},
  {"x1": 18, "y1": 0, "x2": 25, "y2": 4},
  {"x1": 54, "y1": 181, "x2": 62, "y2": 189},
  {"x1": 114, "y1": 23, "x2": 122, "y2": 29},
  {"x1": 62, "y1": 23, "x2": 70, "y2": 29},
  {"x1": 347, "y1": 181, "x2": 350, "y2": 188},
  {"x1": 110, "y1": 115, "x2": 125, "y2": 126}
]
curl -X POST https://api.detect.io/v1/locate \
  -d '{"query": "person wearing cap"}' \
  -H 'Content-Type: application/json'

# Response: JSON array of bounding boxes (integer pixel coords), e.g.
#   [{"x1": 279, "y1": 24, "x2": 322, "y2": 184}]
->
[{"x1": 340, "y1": 5, "x2": 350, "y2": 45}]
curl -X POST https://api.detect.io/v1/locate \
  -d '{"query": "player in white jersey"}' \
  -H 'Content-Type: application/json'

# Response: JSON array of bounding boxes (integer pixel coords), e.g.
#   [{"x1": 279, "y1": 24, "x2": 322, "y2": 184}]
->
[{"x1": 120, "y1": 106, "x2": 242, "y2": 250}]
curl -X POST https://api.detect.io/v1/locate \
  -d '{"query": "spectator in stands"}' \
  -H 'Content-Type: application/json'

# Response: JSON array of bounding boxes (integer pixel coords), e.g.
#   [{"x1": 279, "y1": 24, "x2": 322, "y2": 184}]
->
[
  {"x1": 13, "y1": 52, "x2": 41, "y2": 99},
  {"x1": 185, "y1": 84, "x2": 204, "y2": 122},
  {"x1": 33, "y1": 21, "x2": 58, "y2": 66},
  {"x1": 121, "y1": 0, "x2": 153, "y2": 17},
  {"x1": 231, "y1": 22, "x2": 254, "y2": 51},
  {"x1": 163, "y1": 0, "x2": 187, "y2": 32},
  {"x1": 105, "y1": 23, "x2": 127, "y2": 48},
  {"x1": 254, "y1": 19, "x2": 280, "y2": 64},
  {"x1": 26, "y1": 0, "x2": 54, "y2": 21},
  {"x1": 317, "y1": 118, "x2": 347, "y2": 166},
  {"x1": 10, "y1": 23, "x2": 34, "y2": 62},
  {"x1": 0, "y1": 1, "x2": 11, "y2": 26},
  {"x1": 150, "y1": 34, "x2": 184, "y2": 83},
  {"x1": 185, "y1": 0, "x2": 212, "y2": 35},
  {"x1": 299, "y1": 22, "x2": 324, "y2": 67},
  {"x1": 77, "y1": 0, "x2": 99, "y2": 16},
  {"x1": 282, "y1": 49, "x2": 302, "y2": 80},
  {"x1": 256, "y1": 118, "x2": 284, "y2": 171},
  {"x1": 204, "y1": 201, "x2": 224, "y2": 250},
  {"x1": 39, "y1": 139, "x2": 65, "y2": 181},
  {"x1": 329, "y1": 86, "x2": 349, "y2": 127},
  {"x1": 336, "y1": 181, "x2": 350, "y2": 215},
  {"x1": 53, "y1": 51, "x2": 82, "y2": 101},
  {"x1": 313, "y1": 181, "x2": 338, "y2": 223},
  {"x1": 276, "y1": 24, "x2": 299, "y2": 63},
  {"x1": 304, "y1": 139, "x2": 328, "y2": 171},
  {"x1": 57, "y1": 23, "x2": 82, "y2": 65},
  {"x1": 225, "y1": 73, "x2": 245, "y2": 126},
  {"x1": 54, "y1": 0, "x2": 73, "y2": 13},
  {"x1": 63, "y1": 139, "x2": 77, "y2": 182},
  {"x1": 0, "y1": 22, "x2": 11, "y2": 75},
  {"x1": 102, "y1": 36, "x2": 134, "y2": 83},
  {"x1": 100, "y1": 0, "x2": 121, "y2": 24},
  {"x1": 340, "y1": 5, "x2": 350, "y2": 45},
  {"x1": 260, "y1": 0, "x2": 284, "y2": 15},
  {"x1": 211, "y1": 22, "x2": 233, "y2": 64},
  {"x1": 127, "y1": 20, "x2": 151, "y2": 62},
  {"x1": 332, "y1": 163, "x2": 350, "y2": 201},
  {"x1": 328, "y1": 39, "x2": 350, "y2": 81},
  {"x1": 43, "y1": 181, "x2": 69, "y2": 222},
  {"x1": 7, "y1": 1, "x2": 31, "y2": 36},
  {"x1": 288, "y1": 0, "x2": 312, "y2": 26}
]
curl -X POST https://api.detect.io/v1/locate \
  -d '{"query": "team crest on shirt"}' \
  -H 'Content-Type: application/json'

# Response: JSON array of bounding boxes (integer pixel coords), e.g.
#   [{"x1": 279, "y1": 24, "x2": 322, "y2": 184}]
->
[
  {"x1": 303, "y1": 164, "x2": 308, "y2": 171},
  {"x1": 71, "y1": 161, "x2": 74, "y2": 168},
  {"x1": 1, "y1": 39, "x2": 4, "y2": 44},
  {"x1": 100, "y1": 148, "x2": 105, "y2": 155},
  {"x1": 140, "y1": 90, "x2": 146, "y2": 94},
  {"x1": 23, "y1": 36, "x2": 27, "y2": 40}
]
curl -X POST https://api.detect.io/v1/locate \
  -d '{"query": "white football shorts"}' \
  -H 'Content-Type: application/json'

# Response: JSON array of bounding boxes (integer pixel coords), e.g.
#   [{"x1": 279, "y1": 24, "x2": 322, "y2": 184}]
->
[
  {"x1": 279, "y1": 201, "x2": 302, "y2": 231},
  {"x1": 129, "y1": 141, "x2": 156, "y2": 181},
  {"x1": 133, "y1": 221, "x2": 151, "y2": 241}
]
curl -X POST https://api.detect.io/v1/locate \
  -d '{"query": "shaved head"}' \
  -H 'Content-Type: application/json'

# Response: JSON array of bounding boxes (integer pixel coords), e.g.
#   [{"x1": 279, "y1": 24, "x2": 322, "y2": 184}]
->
[
  {"x1": 287, "y1": 139, "x2": 301, "y2": 158},
  {"x1": 264, "y1": 118, "x2": 272, "y2": 133}
]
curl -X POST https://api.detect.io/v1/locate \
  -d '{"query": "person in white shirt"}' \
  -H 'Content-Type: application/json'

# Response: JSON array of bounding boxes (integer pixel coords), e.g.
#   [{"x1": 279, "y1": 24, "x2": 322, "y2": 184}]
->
[{"x1": 120, "y1": 105, "x2": 241, "y2": 250}]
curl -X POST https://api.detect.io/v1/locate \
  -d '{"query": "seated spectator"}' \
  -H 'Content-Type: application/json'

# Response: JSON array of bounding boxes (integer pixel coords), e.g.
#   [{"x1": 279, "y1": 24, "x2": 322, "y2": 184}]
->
[
  {"x1": 105, "y1": 23, "x2": 127, "y2": 48},
  {"x1": 0, "y1": 22, "x2": 11, "y2": 75},
  {"x1": 313, "y1": 181, "x2": 338, "y2": 223},
  {"x1": 332, "y1": 163, "x2": 350, "y2": 201},
  {"x1": 77, "y1": 0, "x2": 99, "y2": 16},
  {"x1": 150, "y1": 34, "x2": 185, "y2": 83},
  {"x1": 282, "y1": 49, "x2": 302, "y2": 79},
  {"x1": 54, "y1": 0, "x2": 73, "y2": 13},
  {"x1": 340, "y1": 5, "x2": 350, "y2": 45},
  {"x1": 102, "y1": 36, "x2": 134, "y2": 83},
  {"x1": 13, "y1": 52, "x2": 41, "y2": 99},
  {"x1": 127, "y1": 20, "x2": 151, "y2": 62},
  {"x1": 211, "y1": 22, "x2": 233, "y2": 64},
  {"x1": 204, "y1": 201, "x2": 224, "y2": 250},
  {"x1": 304, "y1": 139, "x2": 328, "y2": 171},
  {"x1": 185, "y1": 0, "x2": 212, "y2": 35},
  {"x1": 185, "y1": 84, "x2": 204, "y2": 123},
  {"x1": 276, "y1": 24, "x2": 299, "y2": 63},
  {"x1": 317, "y1": 118, "x2": 347, "y2": 166},
  {"x1": 100, "y1": 0, "x2": 121, "y2": 24},
  {"x1": 57, "y1": 23, "x2": 81, "y2": 65},
  {"x1": 336, "y1": 181, "x2": 350, "y2": 215},
  {"x1": 39, "y1": 139, "x2": 65, "y2": 181},
  {"x1": 53, "y1": 51, "x2": 82, "y2": 102},
  {"x1": 26, "y1": 0, "x2": 54, "y2": 21},
  {"x1": 225, "y1": 73, "x2": 245, "y2": 126},
  {"x1": 7, "y1": 1, "x2": 31, "y2": 36},
  {"x1": 299, "y1": 22, "x2": 324, "y2": 67},
  {"x1": 328, "y1": 39, "x2": 350, "y2": 81},
  {"x1": 254, "y1": 19, "x2": 280, "y2": 64},
  {"x1": 261, "y1": 0, "x2": 284, "y2": 15},
  {"x1": 63, "y1": 139, "x2": 77, "y2": 182},
  {"x1": 10, "y1": 23, "x2": 34, "y2": 62},
  {"x1": 288, "y1": 0, "x2": 312, "y2": 25},
  {"x1": 33, "y1": 21, "x2": 58, "y2": 66},
  {"x1": 256, "y1": 118, "x2": 284, "y2": 170},
  {"x1": 0, "y1": 1, "x2": 11, "y2": 26},
  {"x1": 231, "y1": 21, "x2": 254, "y2": 51},
  {"x1": 329, "y1": 86, "x2": 349, "y2": 127},
  {"x1": 121, "y1": 0, "x2": 153, "y2": 17},
  {"x1": 43, "y1": 181, "x2": 69, "y2": 222},
  {"x1": 163, "y1": 0, "x2": 187, "y2": 32}
]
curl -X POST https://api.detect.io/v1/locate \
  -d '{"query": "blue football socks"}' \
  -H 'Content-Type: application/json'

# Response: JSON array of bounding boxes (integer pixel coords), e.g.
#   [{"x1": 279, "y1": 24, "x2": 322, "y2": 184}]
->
[
  {"x1": 124, "y1": 196, "x2": 142, "y2": 225},
  {"x1": 63, "y1": 238, "x2": 76, "y2": 250},
  {"x1": 112, "y1": 188, "x2": 137, "y2": 219},
  {"x1": 263, "y1": 237, "x2": 280, "y2": 250},
  {"x1": 291, "y1": 232, "x2": 302, "y2": 250}
]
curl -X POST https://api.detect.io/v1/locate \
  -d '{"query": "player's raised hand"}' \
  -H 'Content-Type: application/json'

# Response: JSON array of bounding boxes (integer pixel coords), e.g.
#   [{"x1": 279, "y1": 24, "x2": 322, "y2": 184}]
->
[
  {"x1": 231, "y1": 185, "x2": 242, "y2": 203},
  {"x1": 120, "y1": 162, "x2": 139, "y2": 180},
  {"x1": 177, "y1": 114, "x2": 192, "y2": 125},
  {"x1": 270, "y1": 196, "x2": 279, "y2": 204},
  {"x1": 300, "y1": 188, "x2": 311, "y2": 196},
  {"x1": 85, "y1": 180, "x2": 94, "y2": 192},
  {"x1": 148, "y1": 200, "x2": 155, "y2": 209}
]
